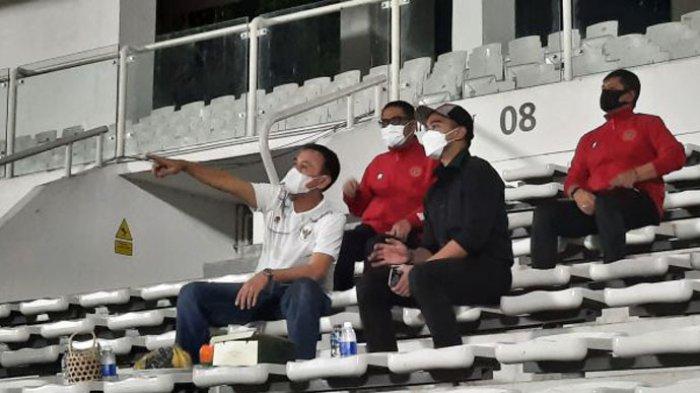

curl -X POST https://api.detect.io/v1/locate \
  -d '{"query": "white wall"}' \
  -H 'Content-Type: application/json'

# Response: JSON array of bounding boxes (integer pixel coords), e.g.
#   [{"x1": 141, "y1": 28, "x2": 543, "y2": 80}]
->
[
  {"x1": 452, "y1": 0, "x2": 516, "y2": 55},
  {"x1": 452, "y1": 0, "x2": 484, "y2": 53},
  {"x1": 0, "y1": 0, "x2": 120, "y2": 69}
]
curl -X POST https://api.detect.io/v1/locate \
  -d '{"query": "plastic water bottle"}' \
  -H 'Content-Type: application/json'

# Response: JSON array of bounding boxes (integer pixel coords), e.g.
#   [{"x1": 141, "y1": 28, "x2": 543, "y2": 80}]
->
[
  {"x1": 339, "y1": 322, "x2": 357, "y2": 357},
  {"x1": 100, "y1": 346, "x2": 117, "y2": 381}
]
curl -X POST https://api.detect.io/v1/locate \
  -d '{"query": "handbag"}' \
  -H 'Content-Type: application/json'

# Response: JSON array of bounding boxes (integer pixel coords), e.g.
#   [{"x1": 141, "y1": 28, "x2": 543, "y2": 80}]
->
[{"x1": 64, "y1": 332, "x2": 102, "y2": 383}]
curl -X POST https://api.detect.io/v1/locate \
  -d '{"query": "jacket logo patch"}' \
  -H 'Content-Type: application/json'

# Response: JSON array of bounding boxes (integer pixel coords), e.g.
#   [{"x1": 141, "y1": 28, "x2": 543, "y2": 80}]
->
[
  {"x1": 410, "y1": 166, "x2": 423, "y2": 177},
  {"x1": 377, "y1": 173, "x2": 384, "y2": 180},
  {"x1": 592, "y1": 141, "x2": 598, "y2": 149},
  {"x1": 623, "y1": 129, "x2": 637, "y2": 141}
]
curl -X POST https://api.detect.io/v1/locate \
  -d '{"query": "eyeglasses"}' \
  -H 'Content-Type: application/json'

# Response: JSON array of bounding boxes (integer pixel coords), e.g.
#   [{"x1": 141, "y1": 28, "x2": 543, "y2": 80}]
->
[{"x1": 378, "y1": 117, "x2": 411, "y2": 128}]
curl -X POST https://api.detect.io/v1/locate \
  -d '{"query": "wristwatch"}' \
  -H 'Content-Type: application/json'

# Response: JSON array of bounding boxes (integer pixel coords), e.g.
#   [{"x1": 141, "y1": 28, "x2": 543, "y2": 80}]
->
[{"x1": 262, "y1": 268, "x2": 274, "y2": 284}]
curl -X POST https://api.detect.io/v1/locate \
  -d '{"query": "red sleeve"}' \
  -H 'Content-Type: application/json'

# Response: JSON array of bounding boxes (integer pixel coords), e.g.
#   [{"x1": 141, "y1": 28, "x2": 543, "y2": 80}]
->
[
  {"x1": 344, "y1": 159, "x2": 376, "y2": 217},
  {"x1": 564, "y1": 135, "x2": 591, "y2": 197},
  {"x1": 647, "y1": 117, "x2": 686, "y2": 176}
]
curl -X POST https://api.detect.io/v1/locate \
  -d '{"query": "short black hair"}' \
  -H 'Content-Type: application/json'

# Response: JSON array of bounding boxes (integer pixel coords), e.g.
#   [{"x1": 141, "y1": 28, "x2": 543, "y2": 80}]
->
[
  {"x1": 604, "y1": 69, "x2": 641, "y2": 107},
  {"x1": 300, "y1": 143, "x2": 341, "y2": 191},
  {"x1": 382, "y1": 101, "x2": 415, "y2": 120}
]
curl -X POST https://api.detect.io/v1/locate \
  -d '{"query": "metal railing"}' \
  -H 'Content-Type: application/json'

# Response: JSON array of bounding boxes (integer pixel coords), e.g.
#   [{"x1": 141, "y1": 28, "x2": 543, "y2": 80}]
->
[
  {"x1": 1, "y1": 0, "x2": 577, "y2": 183},
  {"x1": 0, "y1": 126, "x2": 109, "y2": 178},
  {"x1": 259, "y1": 74, "x2": 387, "y2": 183}
]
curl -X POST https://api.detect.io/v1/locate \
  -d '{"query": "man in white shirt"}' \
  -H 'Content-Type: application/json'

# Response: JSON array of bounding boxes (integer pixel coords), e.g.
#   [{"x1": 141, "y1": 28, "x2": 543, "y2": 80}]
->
[{"x1": 148, "y1": 144, "x2": 345, "y2": 361}]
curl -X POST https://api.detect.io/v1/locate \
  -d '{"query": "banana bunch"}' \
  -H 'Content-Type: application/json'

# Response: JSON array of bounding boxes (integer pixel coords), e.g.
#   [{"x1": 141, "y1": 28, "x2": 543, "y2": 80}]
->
[
  {"x1": 171, "y1": 346, "x2": 192, "y2": 369},
  {"x1": 134, "y1": 346, "x2": 192, "y2": 370}
]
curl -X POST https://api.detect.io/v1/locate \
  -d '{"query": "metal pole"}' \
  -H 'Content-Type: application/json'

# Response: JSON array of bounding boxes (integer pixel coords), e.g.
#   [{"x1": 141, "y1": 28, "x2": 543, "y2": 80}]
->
[
  {"x1": 346, "y1": 96, "x2": 354, "y2": 130},
  {"x1": 64, "y1": 144, "x2": 73, "y2": 177},
  {"x1": 374, "y1": 85, "x2": 382, "y2": 118},
  {"x1": 116, "y1": 46, "x2": 129, "y2": 158},
  {"x1": 95, "y1": 133, "x2": 104, "y2": 167},
  {"x1": 6, "y1": 68, "x2": 18, "y2": 178},
  {"x1": 246, "y1": 18, "x2": 262, "y2": 137},
  {"x1": 390, "y1": 0, "x2": 401, "y2": 101},
  {"x1": 562, "y1": 0, "x2": 573, "y2": 81}
]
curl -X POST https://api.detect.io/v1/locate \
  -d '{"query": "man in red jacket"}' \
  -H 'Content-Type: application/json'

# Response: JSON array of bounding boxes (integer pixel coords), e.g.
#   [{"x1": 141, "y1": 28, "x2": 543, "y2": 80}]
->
[
  {"x1": 334, "y1": 101, "x2": 438, "y2": 290},
  {"x1": 531, "y1": 69, "x2": 686, "y2": 269}
]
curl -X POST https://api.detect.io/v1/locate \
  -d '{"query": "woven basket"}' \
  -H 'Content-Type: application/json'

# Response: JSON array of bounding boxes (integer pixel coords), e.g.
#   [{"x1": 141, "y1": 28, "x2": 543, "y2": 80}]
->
[{"x1": 64, "y1": 332, "x2": 102, "y2": 383}]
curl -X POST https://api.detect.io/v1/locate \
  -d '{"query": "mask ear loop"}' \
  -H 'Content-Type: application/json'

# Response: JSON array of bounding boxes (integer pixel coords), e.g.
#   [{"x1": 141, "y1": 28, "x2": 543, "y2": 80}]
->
[{"x1": 396, "y1": 120, "x2": 417, "y2": 146}]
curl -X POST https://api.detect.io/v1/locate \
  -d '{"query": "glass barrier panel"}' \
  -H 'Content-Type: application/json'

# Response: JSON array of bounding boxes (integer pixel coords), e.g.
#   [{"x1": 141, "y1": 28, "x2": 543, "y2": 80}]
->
[
  {"x1": 124, "y1": 18, "x2": 249, "y2": 156},
  {"x1": 14, "y1": 59, "x2": 118, "y2": 176},
  {"x1": 571, "y1": 0, "x2": 700, "y2": 77},
  {"x1": 0, "y1": 69, "x2": 8, "y2": 178},
  {"x1": 256, "y1": 0, "x2": 390, "y2": 134}
]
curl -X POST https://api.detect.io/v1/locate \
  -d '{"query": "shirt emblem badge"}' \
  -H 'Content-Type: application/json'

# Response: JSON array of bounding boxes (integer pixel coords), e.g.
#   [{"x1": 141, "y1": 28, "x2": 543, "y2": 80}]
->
[
  {"x1": 410, "y1": 166, "x2": 423, "y2": 177},
  {"x1": 592, "y1": 141, "x2": 598, "y2": 149},
  {"x1": 301, "y1": 227, "x2": 312, "y2": 240},
  {"x1": 377, "y1": 173, "x2": 384, "y2": 180},
  {"x1": 623, "y1": 129, "x2": 637, "y2": 141}
]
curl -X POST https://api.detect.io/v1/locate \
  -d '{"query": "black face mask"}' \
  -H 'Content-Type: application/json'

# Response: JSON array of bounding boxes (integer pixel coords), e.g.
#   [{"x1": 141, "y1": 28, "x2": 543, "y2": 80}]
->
[{"x1": 600, "y1": 89, "x2": 629, "y2": 112}]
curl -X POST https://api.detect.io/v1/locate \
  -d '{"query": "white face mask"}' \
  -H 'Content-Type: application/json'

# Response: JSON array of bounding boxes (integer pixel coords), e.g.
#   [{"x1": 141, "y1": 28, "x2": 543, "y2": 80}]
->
[
  {"x1": 282, "y1": 167, "x2": 316, "y2": 195},
  {"x1": 418, "y1": 127, "x2": 458, "y2": 160},
  {"x1": 380, "y1": 123, "x2": 413, "y2": 149}
]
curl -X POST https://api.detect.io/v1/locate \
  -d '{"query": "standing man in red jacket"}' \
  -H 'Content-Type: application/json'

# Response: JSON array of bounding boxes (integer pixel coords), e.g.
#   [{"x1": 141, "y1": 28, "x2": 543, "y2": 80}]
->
[
  {"x1": 531, "y1": 69, "x2": 686, "y2": 269},
  {"x1": 334, "y1": 101, "x2": 438, "y2": 290}
]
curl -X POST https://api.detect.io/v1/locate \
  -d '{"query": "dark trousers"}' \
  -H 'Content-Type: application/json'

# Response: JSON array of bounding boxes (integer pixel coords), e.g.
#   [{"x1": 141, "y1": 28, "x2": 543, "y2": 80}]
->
[
  {"x1": 334, "y1": 224, "x2": 420, "y2": 291},
  {"x1": 530, "y1": 188, "x2": 660, "y2": 269},
  {"x1": 175, "y1": 279, "x2": 331, "y2": 362},
  {"x1": 357, "y1": 258, "x2": 512, "y2": 352}
]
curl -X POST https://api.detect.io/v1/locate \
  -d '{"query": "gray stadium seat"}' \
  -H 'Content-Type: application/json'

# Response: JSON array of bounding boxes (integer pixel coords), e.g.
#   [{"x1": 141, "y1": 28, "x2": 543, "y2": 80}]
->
[
  {"x1": 603, "y1": 34, "x2": 670, "y2": 68},
  {"x1": 509, "y1": 63, "x2": 561, "y2": 89},
  {"x1": 422, "y1": 51, "x2": 467, "y2": 101},
  {"x1": 587, "y1": 20, "x2": 619, "y2": 39},
  {"x1": 646, "y1": 22, "x2": 700, "y2": 60},
  {"x1": 682, "y1": 10, "x2": 700, "y2": 33},
  {"x1": 467, "y1": 43, "x2": 505, "y2": 80},
  {"x1": 399, "y1": 57, "x2": 432, "y2": 104},
  {"x1": 508, "y1": 36, "x2": 545, "y2": 66},
  {"x1": 546, "y1": 29, "x2": 582, "y2": 64}
]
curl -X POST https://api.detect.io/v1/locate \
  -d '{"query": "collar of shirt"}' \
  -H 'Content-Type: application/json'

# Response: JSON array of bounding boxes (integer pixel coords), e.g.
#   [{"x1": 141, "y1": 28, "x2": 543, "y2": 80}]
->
[
  {"x1": 389, "y1": 135, "x2": 422, "y2": 157},
  {"x1": 434, "y1": 148, "x2": 471, "y2": 181},
  {"x1": 284, "y1": 194, "x2": 332, "y2": 222},
  {"x1": 604, "y1": 106, "x2": 635, "y2": 122}
]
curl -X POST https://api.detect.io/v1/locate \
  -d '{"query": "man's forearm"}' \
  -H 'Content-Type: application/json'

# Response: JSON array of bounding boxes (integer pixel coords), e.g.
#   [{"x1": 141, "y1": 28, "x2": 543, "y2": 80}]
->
[
  {"x1": 409, "y1": 247, "x2": 434, "y2": 264},
  {"x1": 270, "y1": 264, "x2": 327, "y2": 283},
  {"x1": 183, "y1": 162, "x2": 257, "y2": 207},
  {"x1": 425, "y1": 240, "x2": 467, "y2": 262}
]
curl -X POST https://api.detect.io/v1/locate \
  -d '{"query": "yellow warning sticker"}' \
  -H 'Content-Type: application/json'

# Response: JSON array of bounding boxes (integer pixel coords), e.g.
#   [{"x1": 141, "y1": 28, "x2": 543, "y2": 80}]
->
[
  {"x1": 115, "y1": 219, "x2": 133, "y2": 241},
  {"x1": 114, "y1": 240, "x2": 133, "y2": 256}
]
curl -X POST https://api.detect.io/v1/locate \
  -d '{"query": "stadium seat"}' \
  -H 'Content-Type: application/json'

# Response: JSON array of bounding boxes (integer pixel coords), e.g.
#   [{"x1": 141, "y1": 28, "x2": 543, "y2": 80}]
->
[
  {"x1": 604, "y1": 34, "x2": 670, "y2": 68},
  {"x1": 499, "y1": 287, "x2": 604, "y2": 316},
  {"x1": 509, "y1": 63, "x2": 561, "y2": 89},
  {"x1": 502, "y1": 164, "x2": 568, "y2": 183},
  {"x1": 664, "y1": 190, "x2": 700, "y2": 209},
  {"x1": 387, "y1": 344, "x2": 493, "y2": 374},
  {"x1": 546, "y1": 29, "x2": 582, "y2": 64},
  {"x1": 193, "y1": 364, "x2": 283, "y2": 387},
  {"x1": 603, "y1": 279, "x2": 700, "y2": 307},
  {"x1": 508, "y1": 211, "x2": 534, "y2": 230},
  {"x1": 495, "y1": 332, "x2": 619, "y2": 364},
  {"x1": 568, "y1": 254, "x2": 690, "y2": 282},
  {"x1": 105, "y1": 309, "x2": 172, "y2": 331},
  {"x1": 507, "y1": 36, "x2": 545, "y2": 66},
  {"x1": 511, "y1": 265, "x2": 571, "y2": 290},
  {"x1": 19, "y1": 297, "x2": 70, "y2": 316},
  {"x1": 504, "y1": 183, "x2": 563, "y2": 202},
  {"x1": 612, "y1": 325, "x2": 700, "y2": 358},
  {"x1": 681, "y1": 10, "x2": 700, "y2": 33},
  {"x1": 646, "y1": 22, "x2": 700, "y2": 60},
  {"x1": 586, "y1": 20, "x2": 619, "y2": 40},
  {"x1": 0, "y1": 346, "x2": 60, "y2": 368},
  {"x1": 102, "y1": 374, "x2": 175, "y2": 393},
  {"x1": 467, "y1": 43, "x2": 505, "y2": 80},
  {"x1": 77, "y1": 289, "x2": 131, "y2": 309},
  {"x1": 422, "y1": 50, "x2": 468, "y2": 101},
  {"x1": 399, "y1": 57, "x2": 432, "y2": 104}
]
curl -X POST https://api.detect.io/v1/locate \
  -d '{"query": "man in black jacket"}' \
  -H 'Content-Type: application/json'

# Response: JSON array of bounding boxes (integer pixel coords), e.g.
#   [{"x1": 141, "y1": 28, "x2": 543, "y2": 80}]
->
[{"x1": 357, "y1": 104, "x2": 513, "y2": 351}]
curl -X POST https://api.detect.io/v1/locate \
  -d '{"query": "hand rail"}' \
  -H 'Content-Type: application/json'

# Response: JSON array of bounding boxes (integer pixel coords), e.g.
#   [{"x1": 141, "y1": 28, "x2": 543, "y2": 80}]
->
[
  {"x1": 0, "y1": 126, "x2": 109, "y2": 177},
  {"x1": 258, "y1": 74, "x2": 387, "y2": 184}
]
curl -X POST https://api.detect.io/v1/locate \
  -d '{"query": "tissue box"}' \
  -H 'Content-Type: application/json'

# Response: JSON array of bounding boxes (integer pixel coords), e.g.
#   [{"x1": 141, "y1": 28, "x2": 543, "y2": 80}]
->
[{"x1": 212, "y1": 332, "x2": 295, "y2": 366}]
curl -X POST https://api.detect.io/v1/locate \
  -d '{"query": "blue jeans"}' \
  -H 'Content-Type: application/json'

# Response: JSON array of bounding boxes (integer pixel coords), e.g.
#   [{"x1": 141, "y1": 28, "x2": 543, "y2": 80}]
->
[{"x1": 176, "y1": 278, "x2": 332, "y2": 361}]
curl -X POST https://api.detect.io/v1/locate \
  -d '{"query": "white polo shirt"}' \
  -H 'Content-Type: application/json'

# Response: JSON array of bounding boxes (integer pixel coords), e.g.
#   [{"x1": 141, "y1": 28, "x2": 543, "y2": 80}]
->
[{"x1": 251, "y1": 183, "x2": 346, "y2": 280}]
